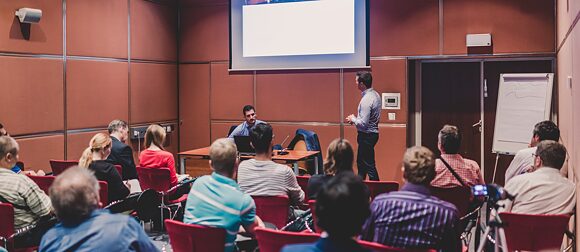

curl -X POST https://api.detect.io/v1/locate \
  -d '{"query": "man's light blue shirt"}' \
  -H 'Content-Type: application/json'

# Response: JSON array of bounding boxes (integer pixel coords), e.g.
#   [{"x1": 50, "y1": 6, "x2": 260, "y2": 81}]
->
[
  {"x1": 228, "y1": 120, "x2": 266, "y2": 138},
  {"x1": 352, "y1": 88, "x2": 381, "y2": 133}
]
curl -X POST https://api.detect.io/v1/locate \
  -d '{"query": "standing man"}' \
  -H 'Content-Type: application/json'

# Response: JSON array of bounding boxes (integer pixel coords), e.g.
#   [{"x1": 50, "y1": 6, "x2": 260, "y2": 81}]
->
[
  {"x1": 346, "y1": 71, "x2": 381, "y2": 181},
  {"x1": 228, "y1": 105, "x2": 266, "y2": 138},
  {"x1": 106, "y1": 120, "x2": 138, "y2": 180}
]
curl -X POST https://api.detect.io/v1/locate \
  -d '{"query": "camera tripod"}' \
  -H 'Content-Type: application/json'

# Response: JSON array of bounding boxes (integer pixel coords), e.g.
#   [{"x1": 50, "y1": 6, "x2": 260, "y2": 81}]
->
[{"x1": 476, "y1": 205, "x2": 508, "y2": 252}]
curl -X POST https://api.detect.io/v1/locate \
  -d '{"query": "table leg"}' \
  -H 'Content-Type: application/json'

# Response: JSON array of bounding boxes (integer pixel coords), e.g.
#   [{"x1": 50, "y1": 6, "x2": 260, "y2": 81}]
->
[
  {"x1": 293, "y1": 162, "x2": 299, "y2": 175},
  {"x1": 314, "y1": 156, "x2": 319, "y2": 174},
  {"x1": 179, "y1": 156, "x2": 186, "y2": 174}
]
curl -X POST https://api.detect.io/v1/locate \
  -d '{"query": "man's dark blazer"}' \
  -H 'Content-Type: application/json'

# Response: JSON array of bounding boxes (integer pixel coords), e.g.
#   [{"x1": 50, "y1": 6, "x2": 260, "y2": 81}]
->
[{"x1": 106, "y1": 136, "x2": 138, "y2": 180}]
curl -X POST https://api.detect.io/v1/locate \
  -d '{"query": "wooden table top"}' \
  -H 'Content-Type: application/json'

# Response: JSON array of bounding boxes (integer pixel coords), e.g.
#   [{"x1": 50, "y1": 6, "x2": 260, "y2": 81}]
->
[{"x1": 178, "y1": 147, "x2": 319, "y2": 161}]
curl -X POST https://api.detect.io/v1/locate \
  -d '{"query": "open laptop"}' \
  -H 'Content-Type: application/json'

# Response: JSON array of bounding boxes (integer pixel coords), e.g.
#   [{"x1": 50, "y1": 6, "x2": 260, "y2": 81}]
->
[{"x1": 234, "y1": 136, "x2": 256, "y2": 156}]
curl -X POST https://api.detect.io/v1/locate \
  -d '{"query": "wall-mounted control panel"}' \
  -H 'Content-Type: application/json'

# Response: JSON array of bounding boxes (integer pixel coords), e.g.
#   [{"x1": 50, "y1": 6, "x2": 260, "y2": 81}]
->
[
  {"x1": 130, "y1": 123, "x2": 176, "y2": 140},
  {"x1": 381, "y1": 93, "x2": 400, "y2": 110}
]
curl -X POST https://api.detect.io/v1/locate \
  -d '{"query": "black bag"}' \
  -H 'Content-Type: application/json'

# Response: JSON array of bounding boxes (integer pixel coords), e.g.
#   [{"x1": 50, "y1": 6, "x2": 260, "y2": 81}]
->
[
  {"x1": 11, "y1": 214, "x2": 58, "y2": 248},
  {"x1": 281, "y1": 208, "x2": 314, "y2": 233}
]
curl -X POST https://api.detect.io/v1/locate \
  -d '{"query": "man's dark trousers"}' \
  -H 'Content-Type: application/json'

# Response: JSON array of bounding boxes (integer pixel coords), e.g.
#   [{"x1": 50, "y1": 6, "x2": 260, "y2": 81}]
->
[{"x1": 357, "y1": 131, "x2": 379, "y2": 181}]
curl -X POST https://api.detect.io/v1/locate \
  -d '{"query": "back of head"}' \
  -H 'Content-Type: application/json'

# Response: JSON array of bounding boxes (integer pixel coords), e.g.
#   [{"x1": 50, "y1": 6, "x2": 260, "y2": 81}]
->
[
  {"x1": 536, "y1": 140, "x2": 566, "y2": 169},
  {"x1": 249, "y1": 123, "x2": 272, "y2": 154},
  {"x1": 79, "y1": 133, "x2": 112, "y2": 168},
  {"x1": 533, "y1": 120, "x2": 560, "y2": 141},
  {"x1": 403, "y1": 146, "x2": 436, "y2": 185},
  {"x1": 49, "y1": 166, "x2": 100, "y2": 225},
  {"x1": 0, "y1": 123, "x2": 7, "y2": 136},
  {"x1": 438, "y1": 125, "x2": 461, "y2": 154},
  {"x1": 107, "y1": 119, "x2": 128, "y2": 134},
  {"x1": 209, "y1": 138, "x2": 238, "y2": 176},
  {"x1": 0, "y1": 136, "x2": 18, "y2": 160},
  {"x1": 144, "y1": 124, "x2": 166, "y2": 149},
  {"x1": 324, "y1": 138, "x2": 354, "y2": 175},
  {"x1": 316, "y1": 172, "x2": 370, "y2": 238},
  {"x1": 242, "y1": 105, "x2": 255, "y2": 115},
  {"x1": 356, "y1": 71, "x2": 373, "y2": 89}
]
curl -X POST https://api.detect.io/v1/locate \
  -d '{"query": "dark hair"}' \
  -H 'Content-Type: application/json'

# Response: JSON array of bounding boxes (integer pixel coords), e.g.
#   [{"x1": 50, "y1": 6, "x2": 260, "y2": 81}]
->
[
  {"x1": 242, "y1": 105, "x2": 255, "y2": 115},
  {"x1": 323, "y1": 138, "x2": 354, "y2": 175},
  {"x1": 249, "y1": 123, "x2": 272, "y2": 154},
  {"x1": 316, "y1": 172, "x2": 370, "y2": 238},
  {"x1": 533, "y1": 121, "x2": 560, "y2": 141},
  {"x1": 536, "y1": 140, "x2": 566, "y2": 169},
  {"x1": 107, "y1": 119, "x2": 128, "y2": 134},
  {"x1": 403, "y1": 146, "x2": 436, "y2": 185},
  {"x1": 438, "y1": 125, "x2": 461, "y2": 154},
  {"x1": 356, "y1": 71, "x2": 373, "y2": 88}
]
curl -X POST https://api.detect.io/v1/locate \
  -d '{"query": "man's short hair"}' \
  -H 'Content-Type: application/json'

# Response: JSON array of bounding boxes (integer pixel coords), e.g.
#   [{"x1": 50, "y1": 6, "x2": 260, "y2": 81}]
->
[
  {"x1": 356, "y1": 71, "x2": 373, "y2": 88},
  {"x1": 209, "y1": 138, "x2": 238, "y2": 175},
  {"x1": 249, "y1": 123, "x2": 272, "y2": 154},
  {"x1": 403, "y1": 146, "x2": 436, "y2": 185},
  {"x1": 536, "y1": 140, "x2": 567, "y2": 170},
  {"x1": 438, "y1": 125, "x2": 461, "y2": 154},
  {"x1": 316, "y1": 172, "x2": 370, "y2": 238},
  {"x1": 0, "y1": 136, "x2": 18, "y2": 158},
  {"x1": 49, "y1": 166, "x2": 100, "y2": 225},
  {"x1": 533, "y1": 121, "x2": 560, "y2": 141},
  {"x1": 242, "y1": 105, "x2": 255, "y2": 115},
  {"x1": 107, "y1": 119, "x2": 128, "y2": 134}
]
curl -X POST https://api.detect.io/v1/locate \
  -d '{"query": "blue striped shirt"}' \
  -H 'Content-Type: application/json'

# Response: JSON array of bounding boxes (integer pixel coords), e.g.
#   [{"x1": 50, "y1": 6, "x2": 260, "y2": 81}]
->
[
  {"x1": 360, "y1": 183, "x2": 460, "y2": 250},
  {"x1": 352, "y1": 88, "x2": 381, "y2": 133},
  {"x1": 184, "y1": 173, "x2": 256, "y2": 252}
]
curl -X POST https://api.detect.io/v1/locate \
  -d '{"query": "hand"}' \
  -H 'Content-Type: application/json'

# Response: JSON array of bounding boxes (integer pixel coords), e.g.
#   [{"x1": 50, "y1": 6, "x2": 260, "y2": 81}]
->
[{"x1": 345, "y1": 114, "x2": 356, "y2": 124}]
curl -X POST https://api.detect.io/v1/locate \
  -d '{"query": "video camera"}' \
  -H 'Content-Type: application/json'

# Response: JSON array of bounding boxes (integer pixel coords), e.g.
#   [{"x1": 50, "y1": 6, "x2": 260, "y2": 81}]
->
[{"x1": 472, "y1": 184, "x2": 515, "y2": 202}]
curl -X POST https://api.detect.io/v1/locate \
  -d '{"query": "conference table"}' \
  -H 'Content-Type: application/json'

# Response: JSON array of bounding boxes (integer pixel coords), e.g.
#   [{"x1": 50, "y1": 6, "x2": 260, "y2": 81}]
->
[{"x1": 178, "y1": 147, "x2": 320, "y2": 175}]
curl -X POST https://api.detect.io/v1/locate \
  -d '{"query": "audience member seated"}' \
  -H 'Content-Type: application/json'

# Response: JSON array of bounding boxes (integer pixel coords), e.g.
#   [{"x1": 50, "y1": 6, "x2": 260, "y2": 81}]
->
[
  {"x1": 79, "y1": 133, "x2": 130, "y2": 203},
  {"x1": 505, "y1": 120, "x2": 560, "y2": 183},
  {"x1": 40, "y1": 167, "x2": 159, "y2": 252},
  {"x1": 282, "y1": 173, "x2": 371, "y2": 252},
  {"x1": 307, "y1": 138, "x2": 354, "y2": 199},
  {"x1": 360, "y1": 146, "x2": 460, "y2": 251},
  {"x1": 139, "y1": 124, "x2": 179, "y2": 188},
  {"x1": 0, "y1": 123, "x2": 44, "y2": 176},
  {"x1": 228, "y1": 105, "x2": 266, "y2": 138},
  {"x1": 184, "y1": 138, "x2": 264, "y2": 252},
  {"x1": 0, "y1": 136, "x2": 52, "y2": 247},
  {"x1": 238, "y1": 123, "x2": 305, "y2": 208},
  {"x1": 106, "y1": 119, "x2": 138, "y2": 180},
  {"x1": 431, "y1": 125, "x2": 484, "y2": 188},
  {"x1": 499, "y1": 140, "x2": 575, "y2": 214}
]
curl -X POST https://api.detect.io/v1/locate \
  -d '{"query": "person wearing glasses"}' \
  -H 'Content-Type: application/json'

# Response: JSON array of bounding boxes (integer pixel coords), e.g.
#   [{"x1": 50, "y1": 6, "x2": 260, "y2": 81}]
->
[{"x1": 228, "y1": 105, "x2": 266, "y2": 138}]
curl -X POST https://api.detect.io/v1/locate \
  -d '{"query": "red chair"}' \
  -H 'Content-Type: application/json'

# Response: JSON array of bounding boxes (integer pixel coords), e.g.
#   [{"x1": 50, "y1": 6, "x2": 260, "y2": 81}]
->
[
  {"x1": 49, "y1": 160, "x2": 78, "y2": 175},
  {"x1": 98, "y1": 181, "x2": 108, "y2": 207},
  {"x1": 27, "y1": 175, "x2": 55, "y2": 195},
  {"x1": 252, "y1": 195, "x2": 290, "y2": 229},
  {"x1": 295, "y1": 175, "x2": 310, "y2": 202},
  {"x1": 113, "y1": 165, "x2": 123, "y2": 178},
  {"x1": 0, "y1": 203, "x2": 14, "y2": 250},
  {"x1": 307, "y1": 200, "x2": 321, "y2": 233},
  {"x1": 358, "y1": 240, "x2": 437, "y2": 252},
  {"x1": 165, "y1": 219, "x2": 226, "y2": 252},
  {"x1": 499, "y1": 212, "x2": 571, "y2": 251},
  {"x1": 255, "y1": 227, "x2": 320, "y2": 252},
  {"x1": 430, "y1": 187, "x2": 472, "y2": 217},
  {"x1": 364, "y1": 181, "x2": 399, "y2": 201}
]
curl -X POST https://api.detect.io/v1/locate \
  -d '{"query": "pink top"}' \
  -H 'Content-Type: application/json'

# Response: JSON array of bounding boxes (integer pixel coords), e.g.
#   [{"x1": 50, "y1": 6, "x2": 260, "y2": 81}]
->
[{"x1": 139, "y1": 149, "x2": 178, "y2": 187}]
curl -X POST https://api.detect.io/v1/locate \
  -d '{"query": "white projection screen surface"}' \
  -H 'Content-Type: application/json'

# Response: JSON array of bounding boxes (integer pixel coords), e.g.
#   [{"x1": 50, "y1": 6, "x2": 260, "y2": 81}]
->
[{"x1": 230, "y1": 0, "x2": 369, "y2": 71}]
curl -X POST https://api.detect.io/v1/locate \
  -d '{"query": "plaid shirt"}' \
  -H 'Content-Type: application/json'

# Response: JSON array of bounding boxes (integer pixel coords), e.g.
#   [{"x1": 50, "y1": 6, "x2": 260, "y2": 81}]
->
[{"x1": 431, "y1": 154, "x2": 484, "y2": 188}]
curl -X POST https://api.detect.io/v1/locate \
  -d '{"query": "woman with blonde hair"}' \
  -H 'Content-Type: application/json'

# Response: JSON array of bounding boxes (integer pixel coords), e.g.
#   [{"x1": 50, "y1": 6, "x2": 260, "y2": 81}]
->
[
  {"x1": 307, "y1": 138, "x2": 355, "y2": 199},
  {"x1": 79, "y1": 133, "x2": 130, "y2": 203},
  {"x1": 139, "y1": 124, "x2": 178, "y2": 187}
]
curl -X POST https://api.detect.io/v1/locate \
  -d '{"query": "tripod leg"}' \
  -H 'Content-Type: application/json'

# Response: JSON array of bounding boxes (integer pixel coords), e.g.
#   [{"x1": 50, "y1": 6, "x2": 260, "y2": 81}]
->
[
  {"x1": 476, "y1": 226, "x2": 492, "y2": 252},
  {"x1": 498, "y1": 227, "x2": 508, "y2": 252}
]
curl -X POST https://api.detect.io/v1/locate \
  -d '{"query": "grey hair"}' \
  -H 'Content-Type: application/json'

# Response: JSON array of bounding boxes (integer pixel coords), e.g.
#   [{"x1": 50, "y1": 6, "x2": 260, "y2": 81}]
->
[
  {"x1": 107, "y1": 119, "x2": 128, "y2": 134},
  {"x1": 0, "y1": 136, "x2": 18, "y2": 158},
  {"x1": 49, "y1": 166, "x2": 100, "y2": 225}
]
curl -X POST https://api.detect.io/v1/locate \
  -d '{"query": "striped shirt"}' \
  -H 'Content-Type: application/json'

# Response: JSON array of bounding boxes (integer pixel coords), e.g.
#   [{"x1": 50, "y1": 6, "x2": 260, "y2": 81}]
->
[
  {"x1": 184, "y1": 173, "x2": 256, "y2": 252},
  {"x1": 0, "y1": 168, "x2": 52, "y2": 229},
  {"x1": 360, "y1": 183, "x2": 460, "y2": 251},
  {"x1": 237, "y1": 159, "x2": 304, "y2": 206},
  {"x1": 352, "y1": 88, "x2": 381, "y2": 134}
]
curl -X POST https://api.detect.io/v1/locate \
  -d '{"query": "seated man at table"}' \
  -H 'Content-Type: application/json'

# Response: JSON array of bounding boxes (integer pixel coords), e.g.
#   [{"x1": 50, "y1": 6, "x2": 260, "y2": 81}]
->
[
  {"x1": 184, "y1": 138, "x2": 264, "y2": 252},
  {"x1": 237, "y1": 123, "x2": 305, "y2": 211},
  {"x1": 228, "y1": 105, "x2": 266, "y2": 138}
]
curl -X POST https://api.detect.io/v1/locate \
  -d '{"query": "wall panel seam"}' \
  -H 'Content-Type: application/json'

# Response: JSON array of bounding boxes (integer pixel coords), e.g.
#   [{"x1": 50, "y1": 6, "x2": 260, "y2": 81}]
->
[
  {"x1": 556, "y1": 8, "x2": 580, "y2": 54},
  {"x1": 63, "y1": 0, "x2": 68, "y2": 159}
]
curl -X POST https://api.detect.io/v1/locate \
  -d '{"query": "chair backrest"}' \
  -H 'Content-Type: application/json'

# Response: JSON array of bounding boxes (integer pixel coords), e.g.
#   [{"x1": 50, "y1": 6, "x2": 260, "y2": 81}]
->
[
  {"x1": 136, "y1": 166, "x2": 172, "y2": 192},
  {"x1": 252, "y1": 195, "x2": 289, "y2": 229},
  {"x1": 358, "y1": 240, "x2": 437, "y2": 252},
  {"x1": 499, "y1": 212, "x2": 571, "y2": 251},
  {"x1": 307, "y1": 200, "x2": 321, "y2": 233},
  {"x1": 27, "y1": 175, "x2": 56, "y2": 194},
  {"x1": 227, "y1": 125, "x2": 237, "y2": 137},
  {"x1": 165, "y1": 219, "x2": 226, "y2": 252},
  {"x1": 430, "y1": 187, "x2": 471, "y2": 217},
  {"x1": 113, "y1": 165, "x2": 123, "y2": 178},
  {"x1": 295, "y1": 175, "x2": 310, "y2": 202},
  {"x1": 98, "y1": 181, "x2": 108, "y2": 207},
  {"x1": 364, "y1": 181, "x2": 399, "y2": 201},
  {"x1": 0, "y1": 203, "x2": 14, "y2": 250},
  {"x1": 49, "y1": 160, "x2": 79, "y2": 175},
  {"x1": 255, "y1": 227, "x2": 320, "y2": 252}
]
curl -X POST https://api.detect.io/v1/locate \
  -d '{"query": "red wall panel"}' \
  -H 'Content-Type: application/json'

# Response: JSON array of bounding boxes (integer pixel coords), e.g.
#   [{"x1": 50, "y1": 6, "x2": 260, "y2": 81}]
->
[
  {"x1": 180, "y1": 4, "x2": 229, "y2": 62},
  {"x1": 0, "y1": 0, "x2": 62, "y2": 55},
  {"x1": 256, "y1": 70, "x2": 341, "y2": 123},
  {"x1": 210, "y1": 62, "x2": 254, "y2": 120},
  {"x1": 67, "y1": 60, "x2": 128, "y2": 129},
  {"x1": 179, "y1": 64, "x2": 211, "y2": 150},
  {"x1": 66, "y1": 0, "x2": 128, "y2": 58},
  {"x1": 0, "y1": 57, "x2": 63, "y2": 135},
  {"x1": 130, "y1": 63, "x2": 178, "y2": 124},
  {"x1": 66, "y1": 130, "x2": 108, "y2": 160},
  {"x1": 131, "y1": 0, "x2": 177, "y2": 61},
  {"x1": 17, "y1": 134, "x2": 64, "y2": 172}
]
